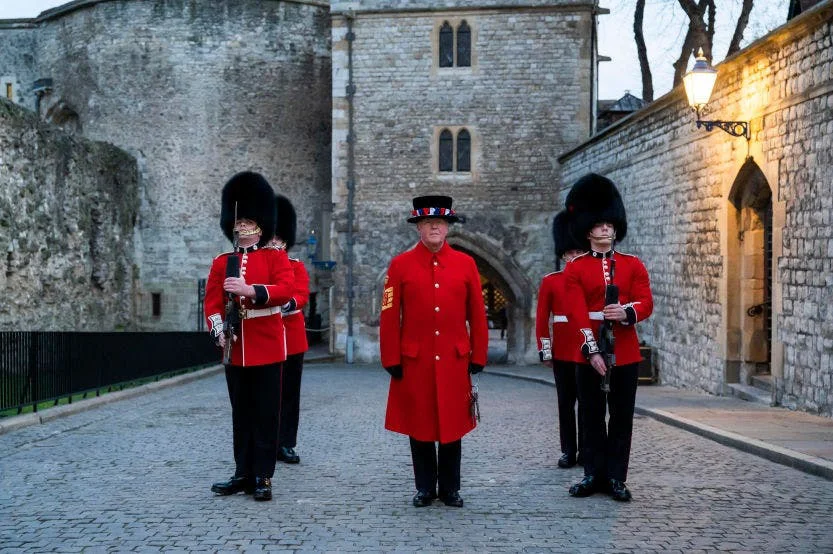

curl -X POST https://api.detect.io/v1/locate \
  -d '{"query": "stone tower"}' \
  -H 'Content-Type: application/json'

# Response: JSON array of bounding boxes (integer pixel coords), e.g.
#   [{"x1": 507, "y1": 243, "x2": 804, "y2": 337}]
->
[
  {"x1": 329, "y1": 0, "x2": 598, "y2": 363},
  {"x1": 0, "y1": 0, "x2": 332, "y2": 331}
]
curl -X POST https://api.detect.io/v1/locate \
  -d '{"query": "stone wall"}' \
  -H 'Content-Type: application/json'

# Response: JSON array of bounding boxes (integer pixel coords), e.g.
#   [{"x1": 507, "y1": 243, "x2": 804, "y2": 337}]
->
[
  {"x1": 331, "y1": 0, "x2": 589, "y2": 13},
  {"x1": 558, "y1": 4, "x2": 833, "y2": 415},
  {"x1": 0, "y1": 97, "x2": 139, "y2": 330},
  {"x1": 0, "y1": 23, "x2": 38, "y2": 111},
  {"x1": 331, "y1": 5, "x2": 594, "y2": 361},
  {"x1": 0, "y1": 0, "x2": 332, "y2": 332}
]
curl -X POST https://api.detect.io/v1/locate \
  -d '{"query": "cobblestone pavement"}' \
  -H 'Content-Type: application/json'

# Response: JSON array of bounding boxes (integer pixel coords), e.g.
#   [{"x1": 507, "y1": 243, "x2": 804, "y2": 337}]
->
[{"x1": 1, "y1": 364, "x2": 832, "y2": 552}]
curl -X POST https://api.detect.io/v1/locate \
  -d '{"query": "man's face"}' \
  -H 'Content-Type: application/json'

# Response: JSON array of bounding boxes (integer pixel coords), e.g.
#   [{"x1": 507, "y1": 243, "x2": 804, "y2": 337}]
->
[
  {"x1": 587, "y1": 222, "x2": 615, "y2": 247},
  {"x1": 562, "y1": 249, "x2": 584, "y2": 263},
  {"x1": 417, "y1": 217, "x2": 449, "y2": 249},
  {"x1": 234, "y1": 218, "x2": 261, "y2": 237}
]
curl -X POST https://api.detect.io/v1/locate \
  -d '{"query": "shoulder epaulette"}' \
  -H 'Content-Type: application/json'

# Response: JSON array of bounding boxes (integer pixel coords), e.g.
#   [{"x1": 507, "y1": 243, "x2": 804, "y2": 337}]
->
[
  {"x1": 615, "y1": 250, "x2": 637, "y2": 258},
  {"x1": 288, "y1": 256, "x2": 301, "y2": 262}
]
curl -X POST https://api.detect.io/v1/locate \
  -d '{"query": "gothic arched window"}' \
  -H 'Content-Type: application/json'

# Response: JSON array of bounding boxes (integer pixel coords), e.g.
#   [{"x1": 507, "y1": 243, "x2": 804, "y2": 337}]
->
[
  {"x1": 456, "y1": 129, "x2": 471, "y2": 172},
  {"x1": 439, "y1": 22, "x2": 454, "y2": 68},
  {"x1": 439, "y1": 129, "x2": 454, "y2": 172},
  {"x1": 457, "y1": 21, "x2": 471, "y2": 67}
]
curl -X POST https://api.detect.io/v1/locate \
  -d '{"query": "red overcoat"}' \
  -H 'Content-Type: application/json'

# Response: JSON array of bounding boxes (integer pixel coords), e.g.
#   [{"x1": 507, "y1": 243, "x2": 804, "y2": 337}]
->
[
  {"x1": 380, "y1": 241, "x2": 489, "y2": 443},
  {"x1": 563, "y1": 250, "x2": 653, "y2": 366},
  {"x1": 204, "y1": 246, "x2": 294, "y2": 367},
  {"x1": 284, "y1": 257, "x2": 310, "y2": 356},
  {"x1": 535, "y1": 271, "x2": 584, "y2": 363}
]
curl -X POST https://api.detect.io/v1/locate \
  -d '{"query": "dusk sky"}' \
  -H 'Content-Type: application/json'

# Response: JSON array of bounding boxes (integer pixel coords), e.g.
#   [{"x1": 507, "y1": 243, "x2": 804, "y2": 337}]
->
[{"x1": 0, "y1": 0, "x2": 788, "y2": 100}]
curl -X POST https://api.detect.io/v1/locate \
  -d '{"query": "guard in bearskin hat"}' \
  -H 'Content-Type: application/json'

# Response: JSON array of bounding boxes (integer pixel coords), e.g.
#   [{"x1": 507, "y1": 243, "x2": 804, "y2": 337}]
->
[
  {"x1": 380, "y1": 195, "x2": 488, "y2": 508},
  {"x1": 535, "y1": 210, "x2": 586, "y2": 470},
  {"x1": 562, "y1": 173, "x2": 653, "y2": 502},
  {"x1": 265, "y1": 195, "x2": 309, "y2": 466},
  {"x1": 204, "y1": 171, "x2": 295, "y2": 501}
]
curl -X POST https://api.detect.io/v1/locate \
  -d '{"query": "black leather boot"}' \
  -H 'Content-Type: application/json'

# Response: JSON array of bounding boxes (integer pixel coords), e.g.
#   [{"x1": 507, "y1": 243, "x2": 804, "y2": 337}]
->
[
  {"x1": 277, "y1": 446, "x2": 300, "y2": 464},
  {"x1": 412, "y1": 489, "x2": 435, "y2": 507},
  {"x1": 557, "y1": 453, "x2": 577, "y2": 468},
  {"x1": 211, "y1": 475, "x2": 254, "y2": 496},
  {"x1": 609, "y1": 479, "x2": 632, "y2": 502},
  {"x1": 568, "y1": 475, "x2": 601, "y2": 497},
  {"x1": 253, "y1": 477, "x2": 272, "y2": 501},
  {"x1": 439, "y1": 491, "x2": 464, "y2": 507}
]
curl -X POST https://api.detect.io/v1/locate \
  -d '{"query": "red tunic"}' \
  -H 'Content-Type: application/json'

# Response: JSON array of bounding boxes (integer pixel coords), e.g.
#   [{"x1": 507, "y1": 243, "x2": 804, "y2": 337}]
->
[
  {"x1": 284, "y1": 257, "x2": 310, "y2": 356},
  {"x1": 204, "y1": 247, "x2": 294, "y2": 367},
  {"x1": 563, "y1": 250, "x2": 653, "y2": 366},
  {"x1": 535, "y1": 271, "x2": 584, "y2": 363},
  {"x1": 380, "y1": 241, "x2": 489, "y2": 443}
]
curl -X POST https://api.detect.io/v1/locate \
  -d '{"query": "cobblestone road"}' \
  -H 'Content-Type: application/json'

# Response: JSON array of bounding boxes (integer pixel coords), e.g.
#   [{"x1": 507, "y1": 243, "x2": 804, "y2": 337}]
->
[{"x1": 1, "y1": 365, "x2": 832, "y2": 552}]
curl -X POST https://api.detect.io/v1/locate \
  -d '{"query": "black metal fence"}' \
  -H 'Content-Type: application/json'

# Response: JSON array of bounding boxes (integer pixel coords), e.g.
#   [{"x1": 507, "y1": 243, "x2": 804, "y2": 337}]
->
[{"x1": 0, "y1": 332, "x2": 218, "y2": 414}]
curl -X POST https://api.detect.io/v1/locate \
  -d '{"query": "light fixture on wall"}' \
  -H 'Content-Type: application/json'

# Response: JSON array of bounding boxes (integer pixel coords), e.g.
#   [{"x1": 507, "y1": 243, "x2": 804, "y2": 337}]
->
[
  {"x1": 683, "y1": 48, "x2": 750, "y2": 140},
  {"x1": 306, "y1": 230, "x2": 337, "y2": 270}
]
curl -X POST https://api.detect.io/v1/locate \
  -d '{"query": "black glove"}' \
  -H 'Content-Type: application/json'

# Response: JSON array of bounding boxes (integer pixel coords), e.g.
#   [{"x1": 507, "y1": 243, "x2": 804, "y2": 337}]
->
[
  {"x1": 384, "y1": 365, "x2": 403, "y2": 379},
  {"x1": 468, "y1": 363, "x2": 484, "y2": 375},
  {"x1": 281, "y1": 298, "x2": 297, "y2": 313}
]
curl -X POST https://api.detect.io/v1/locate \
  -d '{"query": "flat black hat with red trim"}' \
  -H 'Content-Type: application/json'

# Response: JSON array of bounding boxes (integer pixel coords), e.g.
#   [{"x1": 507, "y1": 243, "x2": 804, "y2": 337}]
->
[
  {"x1": 565, "y1": 173, "x2": 627, "y2": 247},
  {"x1": 274, "y1": 194, "x2": 297, "y2": 250},
  {"x1": 220, "y1": 171, "x2": 276, "y2": 247},
  {"x1": 407, "y1": 195, "x2": 460, "y2": 224},
  {"x1": 552, "y1": 210, "x2": 584, "y2": 258}
]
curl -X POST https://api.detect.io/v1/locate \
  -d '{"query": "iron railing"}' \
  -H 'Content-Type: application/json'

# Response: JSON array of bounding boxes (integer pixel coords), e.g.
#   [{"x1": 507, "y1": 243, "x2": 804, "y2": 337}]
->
[{"x1": 0, "y1": 332, "x2": 218, "y2": 414}]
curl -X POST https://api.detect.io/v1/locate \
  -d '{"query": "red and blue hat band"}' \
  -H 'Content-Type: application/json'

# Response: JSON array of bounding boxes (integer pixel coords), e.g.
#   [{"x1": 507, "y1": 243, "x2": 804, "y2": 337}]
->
[{"x1": 410, "y1": 207, "x2": 456, "y2": 218}]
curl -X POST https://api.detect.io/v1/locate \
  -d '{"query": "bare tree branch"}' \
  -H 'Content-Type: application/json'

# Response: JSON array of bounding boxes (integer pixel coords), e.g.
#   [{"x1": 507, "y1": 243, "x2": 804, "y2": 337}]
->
[
  {"x1": 634, "y1": 0, "x2": 653, "y2": 102},
  {"x1": 706, "y1": 0, "x2": 716, "y2": 55},
  {"x1": 672, "y1": 0, "x2": 713, "y2": 86},
  {"x1": 727, "y1": 0, "x2": 755, "y2": 57}
]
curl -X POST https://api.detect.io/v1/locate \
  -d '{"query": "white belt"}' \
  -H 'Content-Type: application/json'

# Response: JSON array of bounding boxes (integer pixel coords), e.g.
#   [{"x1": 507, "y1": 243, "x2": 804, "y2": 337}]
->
[
  {"x1": 240, "y1": 306, "x2": 282, "y2": 319},
  {"x1": 589, "y1": 311, "x2": 604, "y2": 321},
  {"x1": 551, "y1": 315, "x2": 568, "y2": 323},
  {"x1": 283, "y1": 309, "x2": 301, "y2": 316}
]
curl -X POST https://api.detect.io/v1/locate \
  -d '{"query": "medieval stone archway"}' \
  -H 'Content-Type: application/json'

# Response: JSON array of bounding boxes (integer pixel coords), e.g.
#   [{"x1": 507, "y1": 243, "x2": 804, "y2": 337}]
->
[
  {"x1": 725, "y1": 158, "x2": 773, "y2": 390},
  {"x1": 447, "y1": 233, "x2": 536, "y2": 365}
]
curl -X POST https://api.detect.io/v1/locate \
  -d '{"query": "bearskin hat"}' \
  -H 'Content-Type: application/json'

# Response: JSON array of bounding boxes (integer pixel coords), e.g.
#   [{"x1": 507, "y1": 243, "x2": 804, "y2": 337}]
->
[
  {"x1": 565, "y1": 173, "x2": 627, "y2": 248},
  {"x1": 552, "y1": 210, "x2": 584, "y2": 258},
  {"x1": 220, "y1": 171, "x2": 276, "y2": 247},
  {"x1": 407, "y1": 195, "x2": 461, "y2": 224},
  {"x1": 274, "y1": 194, "x2": 297, "y2": 250}
]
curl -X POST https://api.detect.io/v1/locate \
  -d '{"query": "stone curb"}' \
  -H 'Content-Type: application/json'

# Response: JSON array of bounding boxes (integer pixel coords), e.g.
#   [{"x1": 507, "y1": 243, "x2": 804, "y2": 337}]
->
[
  {"x1": 485, "y1": 368, "x2": 833, "y2": 482},
  {"x1": 639, "y1": 407, "x2": 833, "y2": 481},
  {"x1": 0, "y1": 365, "x2": 224, "y2": 436}
]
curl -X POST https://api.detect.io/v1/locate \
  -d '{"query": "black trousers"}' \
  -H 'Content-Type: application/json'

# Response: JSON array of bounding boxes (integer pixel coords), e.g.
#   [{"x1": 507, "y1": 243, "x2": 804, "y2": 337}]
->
[
  {"x1": 553, "y1": 360, "x2": 582, "y2": 458},
  {"x1": 278, "y1": 352, "x2": 304, "y2": 448},
  {"x1": 576, "y1": 362, "x2": 638, "y2": 482},
  {"x1": 409, "y1": 437, "x2": 461, "y2": 495},
  {"x1": 224, "y1": 363, "x2": 282, "y2": 479}
]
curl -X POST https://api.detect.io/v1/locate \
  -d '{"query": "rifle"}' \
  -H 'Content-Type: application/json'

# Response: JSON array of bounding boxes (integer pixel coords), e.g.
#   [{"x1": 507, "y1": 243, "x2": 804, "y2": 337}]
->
[
  {"x1": 222, "y1": 205, "x2": 241, "y2": 365},
  {"x1": 598, "y1": 260, "x2": 619, "y2": 393}
]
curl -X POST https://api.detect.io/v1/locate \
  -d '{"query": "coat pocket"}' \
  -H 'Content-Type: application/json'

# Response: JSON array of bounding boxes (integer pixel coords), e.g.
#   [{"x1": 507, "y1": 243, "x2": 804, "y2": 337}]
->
[
  {"x1": 455, "y1": 340, "x2": 471, "y2": 358},
  {"x1": 401, "y1": 341, "x2": 420, "y2": 359}
]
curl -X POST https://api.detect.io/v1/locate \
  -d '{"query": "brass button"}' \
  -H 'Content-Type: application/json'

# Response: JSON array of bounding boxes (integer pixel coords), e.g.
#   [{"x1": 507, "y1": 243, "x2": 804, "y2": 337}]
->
[
  {"x1": 434, "y1": 283, "x2": 439, "y2": 288},
  {"x1": 435, "y1": 355, "x2": 440, "y2": 361},
  {"x1": 434, "y1": 306, "x2": 440, "y2": 312},
  {"x1": 435, "y1": 330, "x2": 440, "y2": 336}
]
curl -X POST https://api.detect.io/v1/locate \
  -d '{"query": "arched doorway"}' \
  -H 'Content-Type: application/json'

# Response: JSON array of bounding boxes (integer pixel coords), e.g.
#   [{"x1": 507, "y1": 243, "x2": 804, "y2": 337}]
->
[
  {"x1": 726, "y1": 159, "x2": 773, "y2": 389},
  {"x1": 448, "y1": 237, "x2": 532, "y2": 365}
]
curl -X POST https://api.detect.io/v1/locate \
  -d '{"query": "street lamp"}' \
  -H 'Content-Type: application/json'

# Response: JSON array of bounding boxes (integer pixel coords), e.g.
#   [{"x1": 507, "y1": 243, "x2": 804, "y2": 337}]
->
[{"x1": 683, "y1": 48, "x2": 750, "y2": 140}]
